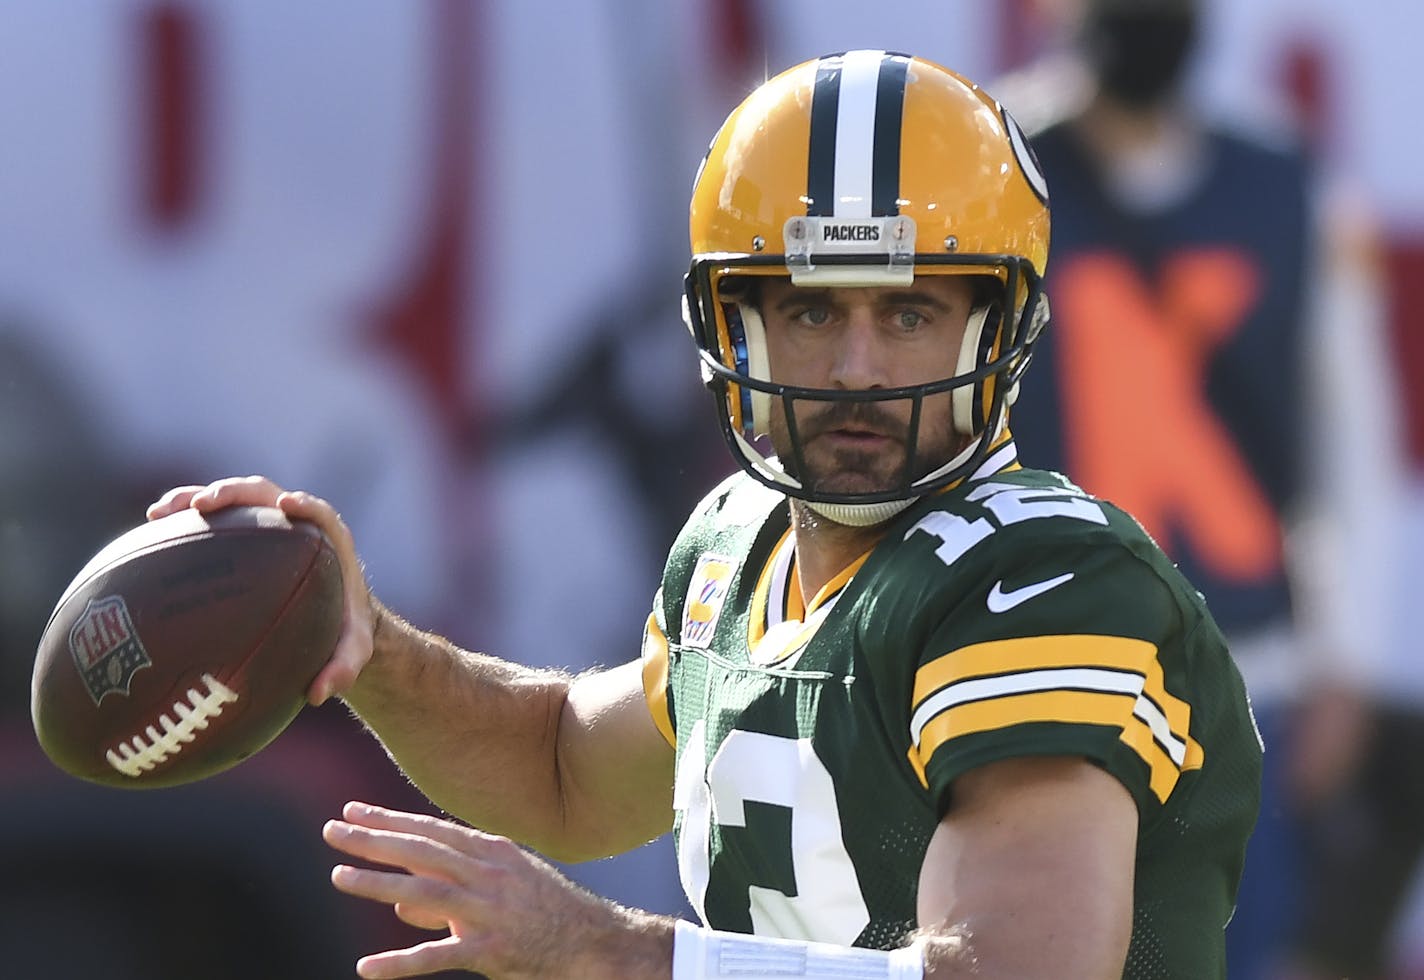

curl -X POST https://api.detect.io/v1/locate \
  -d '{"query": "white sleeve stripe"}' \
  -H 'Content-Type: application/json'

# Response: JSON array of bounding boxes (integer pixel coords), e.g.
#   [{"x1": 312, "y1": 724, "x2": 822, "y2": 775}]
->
[
  {"x1": 1131, "y1": 693, "x2": 1189, "y2": 766},
  {"x1": 910, "y1": 666, "x2": 1142, "y2": 737},
  {"x1": 909, "y1": 666, "x2": 1190, "y2": 766}
]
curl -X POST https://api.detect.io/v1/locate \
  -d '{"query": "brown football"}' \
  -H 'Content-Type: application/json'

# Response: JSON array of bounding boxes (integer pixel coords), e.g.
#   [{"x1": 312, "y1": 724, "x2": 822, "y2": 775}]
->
[{"x1": 31, "y1": 505, "x2": 343, "y2": 789}]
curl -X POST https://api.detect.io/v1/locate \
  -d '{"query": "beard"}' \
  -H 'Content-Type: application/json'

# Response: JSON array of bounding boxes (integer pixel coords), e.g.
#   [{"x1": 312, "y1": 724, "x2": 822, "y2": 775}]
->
[{"x1": 772, "y1": 396, "x2": 964, "y2": 497}]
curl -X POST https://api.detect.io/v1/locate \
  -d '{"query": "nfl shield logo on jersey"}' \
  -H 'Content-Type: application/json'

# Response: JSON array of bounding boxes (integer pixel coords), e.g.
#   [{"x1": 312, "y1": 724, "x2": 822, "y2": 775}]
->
[
  {"x1": 683, "y1": 554, "x2": 737, "y2": 648},
  {"x1": 67, "y1": 595, "x2": 153, "y2": 705}
]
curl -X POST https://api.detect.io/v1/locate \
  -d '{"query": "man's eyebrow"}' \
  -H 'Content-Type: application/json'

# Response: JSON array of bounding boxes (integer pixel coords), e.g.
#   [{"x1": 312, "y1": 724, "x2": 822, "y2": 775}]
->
[
  {"x1": 772, "y1": 289, "x2": 831, "y2": 313},
  {"x1": 878, "y1": 290, "x2": 953, "y2": 310}
]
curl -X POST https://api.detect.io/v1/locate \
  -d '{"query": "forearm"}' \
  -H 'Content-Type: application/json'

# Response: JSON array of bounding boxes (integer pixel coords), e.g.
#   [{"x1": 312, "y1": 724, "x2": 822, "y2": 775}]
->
[{"x1": 342, "y1": 599, "x2": 577, "y2": 855}]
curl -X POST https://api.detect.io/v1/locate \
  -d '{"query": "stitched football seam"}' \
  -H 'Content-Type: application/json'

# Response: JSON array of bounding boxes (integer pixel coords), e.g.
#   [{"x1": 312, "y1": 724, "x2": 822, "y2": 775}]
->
[{"x1": 105, "y1": 674, "x2": 240, "y2": 776}]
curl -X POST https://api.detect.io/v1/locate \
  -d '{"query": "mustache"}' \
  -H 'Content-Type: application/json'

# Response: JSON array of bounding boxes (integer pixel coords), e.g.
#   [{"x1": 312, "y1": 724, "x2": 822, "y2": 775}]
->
[{"x1": 796, "y1": 400, "x2": 907, "y2": 442}]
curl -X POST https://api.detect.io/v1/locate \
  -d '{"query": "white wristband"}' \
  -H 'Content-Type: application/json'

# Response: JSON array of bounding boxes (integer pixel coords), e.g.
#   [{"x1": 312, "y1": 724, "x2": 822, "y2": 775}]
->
[{"x1": 672, "y1": 920, "x2": 925, "y2": 980}]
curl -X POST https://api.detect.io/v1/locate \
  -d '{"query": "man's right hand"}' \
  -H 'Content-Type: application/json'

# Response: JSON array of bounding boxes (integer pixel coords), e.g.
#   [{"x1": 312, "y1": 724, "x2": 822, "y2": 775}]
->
[{"x1": 148, "y1": 476, "x2": 375, "y2": 706}]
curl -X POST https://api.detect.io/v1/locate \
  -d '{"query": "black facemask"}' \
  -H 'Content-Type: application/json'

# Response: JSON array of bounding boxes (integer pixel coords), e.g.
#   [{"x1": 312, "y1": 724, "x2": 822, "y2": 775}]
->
[{"x1": 1082, "y1": 4, "x2": 1199, "y2": 109}]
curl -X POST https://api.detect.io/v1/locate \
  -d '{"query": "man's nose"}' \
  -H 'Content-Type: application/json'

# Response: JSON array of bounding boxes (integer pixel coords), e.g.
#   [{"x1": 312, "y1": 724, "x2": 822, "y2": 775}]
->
[{"x1": 828, "y1": 310, "x2": 888, "y2": 390}]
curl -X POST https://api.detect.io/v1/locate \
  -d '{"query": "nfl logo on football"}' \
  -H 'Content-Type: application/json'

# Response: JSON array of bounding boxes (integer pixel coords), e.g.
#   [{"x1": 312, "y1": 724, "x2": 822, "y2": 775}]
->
[{"x1": 67, "y1": 595, "x2": 153, "y2": 705}]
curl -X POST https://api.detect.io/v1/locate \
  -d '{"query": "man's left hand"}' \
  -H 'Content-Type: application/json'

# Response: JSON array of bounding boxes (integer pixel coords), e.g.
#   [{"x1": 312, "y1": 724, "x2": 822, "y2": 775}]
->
[{"x1": 323, "y1": 801, "x2": 672, "y2": 979}]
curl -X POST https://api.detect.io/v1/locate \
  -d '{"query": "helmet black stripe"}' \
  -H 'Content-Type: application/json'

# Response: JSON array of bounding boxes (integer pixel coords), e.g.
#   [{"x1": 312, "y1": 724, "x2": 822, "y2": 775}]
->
[
  {"x1": 806, "y1": 53, "x2": 843, "y2": 217},
  {"x1": 871, "y1": 54, "x2": 910, "y2": 216}
]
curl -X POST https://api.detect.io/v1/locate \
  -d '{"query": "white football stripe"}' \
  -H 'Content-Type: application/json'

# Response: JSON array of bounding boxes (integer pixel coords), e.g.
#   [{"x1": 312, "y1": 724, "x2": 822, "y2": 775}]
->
[{"x1": 832, "y1": 50, "x2": 884, "y2": 219}]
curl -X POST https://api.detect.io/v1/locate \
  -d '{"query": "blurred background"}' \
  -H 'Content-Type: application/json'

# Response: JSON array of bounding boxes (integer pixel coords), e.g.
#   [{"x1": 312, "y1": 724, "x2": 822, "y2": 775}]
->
[{"x1": 0, "y1": 1, "x2": 1418, "y2": 977}]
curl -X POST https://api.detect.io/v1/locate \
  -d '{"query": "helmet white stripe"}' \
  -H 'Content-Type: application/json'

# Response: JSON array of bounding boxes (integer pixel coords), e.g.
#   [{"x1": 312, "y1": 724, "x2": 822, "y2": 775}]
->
[
  {"x1": 832, "y1": 50, "x2": 884, "y2": 219},
  {"x1": 807, "y1": 51, "x2": 911, "y2": 220}
]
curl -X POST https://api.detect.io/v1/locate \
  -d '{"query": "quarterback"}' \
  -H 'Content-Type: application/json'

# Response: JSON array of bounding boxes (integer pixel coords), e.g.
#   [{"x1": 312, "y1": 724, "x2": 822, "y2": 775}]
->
[{"x1": 150, "y1": 52, "x2": 1261, "y2": 980}]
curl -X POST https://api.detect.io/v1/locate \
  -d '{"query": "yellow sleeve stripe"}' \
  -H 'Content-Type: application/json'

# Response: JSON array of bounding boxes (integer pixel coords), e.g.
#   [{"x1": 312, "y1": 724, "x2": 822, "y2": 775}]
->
[
  {"x1": 1119, "y1": 708, "x2": 1192, "y2": 804},
  {"x1": 640, "y1": 611, "x2": 676, "y2": 748},
  {"x1": 911, "y1": 689, "x2": 1190, "y2": 802},
  {"x1": 907, "y1": 743, "x2": 929, "y2": 789},
  {"x1": 909, "y1": 635, "x2": 1204, "y2": 804}
]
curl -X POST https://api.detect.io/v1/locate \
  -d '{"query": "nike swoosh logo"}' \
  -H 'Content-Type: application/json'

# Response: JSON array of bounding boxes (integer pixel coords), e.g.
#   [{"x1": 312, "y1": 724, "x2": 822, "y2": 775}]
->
[{"x1": 986, "y1": 572, "x2": 1075, "y2": 613}]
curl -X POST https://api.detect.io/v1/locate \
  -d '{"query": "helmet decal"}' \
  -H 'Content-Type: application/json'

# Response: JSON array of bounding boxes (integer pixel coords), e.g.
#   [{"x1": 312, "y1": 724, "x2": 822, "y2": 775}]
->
[
  {"x1": 806, "y1": 51, "x2": 911, "y2": 219},
  {"x1": 1002, "y1": 106, "x2": 1050, "y2": 204}
]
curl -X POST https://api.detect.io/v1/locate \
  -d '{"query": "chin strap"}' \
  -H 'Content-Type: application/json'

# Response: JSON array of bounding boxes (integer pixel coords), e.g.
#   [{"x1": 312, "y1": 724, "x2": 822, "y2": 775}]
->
[
  {"x1": 799, "y1": 427, "x2": 1019, "y2": 528},
  {"x1": 802, "y1": 496, "x2": 918, "y2": 527}
]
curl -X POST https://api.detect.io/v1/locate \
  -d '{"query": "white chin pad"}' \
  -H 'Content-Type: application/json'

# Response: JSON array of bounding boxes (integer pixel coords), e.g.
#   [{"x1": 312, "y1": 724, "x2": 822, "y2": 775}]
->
[{"x1": 952, "y1": 305, "x2": 994, "y2": 435}]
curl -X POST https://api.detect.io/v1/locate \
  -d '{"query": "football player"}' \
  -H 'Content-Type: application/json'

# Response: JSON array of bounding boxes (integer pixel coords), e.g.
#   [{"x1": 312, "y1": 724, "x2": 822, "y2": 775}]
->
[{"x1": 150, "y1": 51, "x2": 1261, "y2": 980}]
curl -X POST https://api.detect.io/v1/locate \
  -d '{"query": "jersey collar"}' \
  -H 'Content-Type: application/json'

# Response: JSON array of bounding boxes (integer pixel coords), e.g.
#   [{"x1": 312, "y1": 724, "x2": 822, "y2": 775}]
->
[{"x1": 747, "y1": 526, "x2": 871, "y2": 666}]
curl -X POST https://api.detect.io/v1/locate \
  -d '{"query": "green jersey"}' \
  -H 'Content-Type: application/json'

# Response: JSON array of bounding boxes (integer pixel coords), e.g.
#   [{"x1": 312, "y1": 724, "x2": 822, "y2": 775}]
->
[{"x1": 641, "y1": 450, "x2": 1262, "y2": 978}]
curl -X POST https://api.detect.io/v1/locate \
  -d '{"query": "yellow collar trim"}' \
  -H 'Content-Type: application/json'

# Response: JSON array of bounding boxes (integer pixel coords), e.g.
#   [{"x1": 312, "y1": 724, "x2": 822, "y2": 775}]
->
[{"x1": 748, "y1": 528, "x2": 871, "y2": 658}]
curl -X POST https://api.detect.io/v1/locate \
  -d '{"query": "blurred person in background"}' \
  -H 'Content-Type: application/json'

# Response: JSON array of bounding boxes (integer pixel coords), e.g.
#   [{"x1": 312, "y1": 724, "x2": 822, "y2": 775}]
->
[{"x1": 994, "y1": 0, "x2": 1409, "y2": 976}]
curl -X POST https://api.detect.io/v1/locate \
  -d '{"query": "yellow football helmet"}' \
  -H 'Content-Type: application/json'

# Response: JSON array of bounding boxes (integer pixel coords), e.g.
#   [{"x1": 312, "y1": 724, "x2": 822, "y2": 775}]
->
[{"x1": 684, "y1": 50, "x2": 1051, "y2": 511}]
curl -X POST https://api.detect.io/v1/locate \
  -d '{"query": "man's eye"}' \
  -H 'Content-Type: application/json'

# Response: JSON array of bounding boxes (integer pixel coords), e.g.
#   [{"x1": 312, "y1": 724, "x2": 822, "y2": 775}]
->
[
  {"x1": 798, "y1": 308, "x2": 832, "y2": 326},
  {"x1": 895, "y1": 310, "x2": 925, "y2": 330}
]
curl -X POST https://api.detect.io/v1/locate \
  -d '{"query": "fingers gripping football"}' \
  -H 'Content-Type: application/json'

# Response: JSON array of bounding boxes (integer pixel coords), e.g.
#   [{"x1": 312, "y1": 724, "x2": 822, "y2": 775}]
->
[
  {"x1": 148, "y1": 476, "x2": 375, "y2": 705},
  {"x1": 273, "y1": 490, "x2": 375, "y2": 705}
]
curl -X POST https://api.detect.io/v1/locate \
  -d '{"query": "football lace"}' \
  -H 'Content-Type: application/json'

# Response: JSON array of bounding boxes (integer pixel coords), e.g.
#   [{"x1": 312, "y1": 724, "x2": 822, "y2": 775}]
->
[{"x1": 105, "y1": 674, "x2": 240, "y2": 778}]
